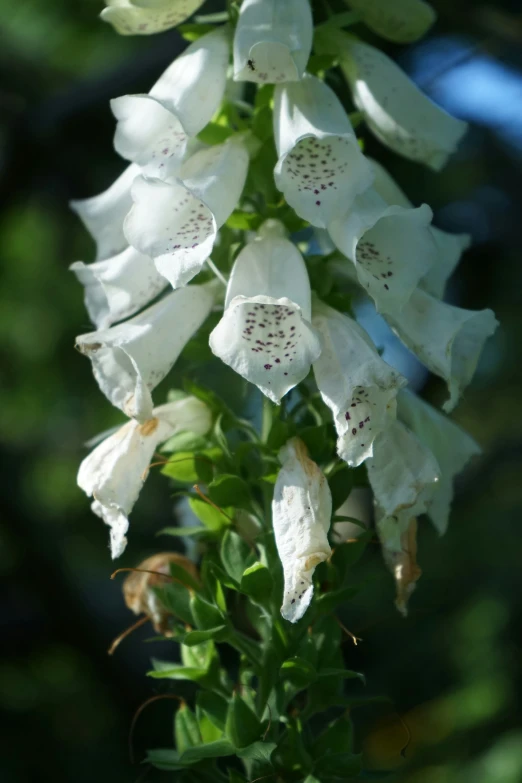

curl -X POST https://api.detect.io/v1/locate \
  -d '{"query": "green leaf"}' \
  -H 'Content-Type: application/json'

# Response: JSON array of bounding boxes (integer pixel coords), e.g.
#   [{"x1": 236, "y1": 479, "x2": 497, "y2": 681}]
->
[
  {"x1": 240, "y1": 562, "x2": 273, "y2": 605},
  {"x1": 225, "y1": 692, "x2": 261, "y2": 749},
  {"x1": 314, "y1": 585, "x2": 359, "y2": 615},
  {"x1": 328, "y1": 465, "x2": 353, "y2": 512},
  {"x1": 182, "y1": 625, "x2": 228, "y2": 646},
  {"x1": 196, "y1": 691, "x2": 228, "y2": 734},
  {"x1": 157, "y1": 526, "x2": 209, "y2": 538},
  {"x1": 148, "y1": 663, "x2": 208, "y2": 683},
  {"x1": 221, "y1": 529, "x2": 254, "y2": 584},
  {"x1": 331, "y1": 531, "x2": 373, "y2": 573},
  {"x1": 146, "y1": 748, "x2": 183, "y2": 771},
  {"x1": 181, "y1": 640, "x2": 215, "y2": 671},
  {"x1": 175, "y1": 704, "x2": 201, "y2": 752},
  {"x1": 272, "y1": 725, "x2": 312, "y2": 779},
  {"x1": 189, "y1": 496, "x2": 232, "y2": 532},
  {"x1": 237, "y1": 740, "x2": 277, "y2": 764},
  {"x1": 312, "y1": 715, "x2": 354, "y2": 758},
  {"x1": 178, "y1": 22, "x2": 215, "y2": 41},
  {"x1": 209, "y1": 474, "x2": 251, "y2": 510},
  {"x1": 161, "y1": 450, "x2": 214, "y2": 484},
  {"x1": 299, "y1": 424, "x2": 334, "y2": 462},
  {"x1": 169, "y1": 561, "x2": 201, "y2": 592},
  {"x1": 154, "y1": 581, "x2": 193, "y2": 625},
  {"x1": 313, "y1": 751, "x2": 362, "y2": 778},
  {"x1": 190, "y1": 593, "x2": 225, "y2": 631},
  {"x1": 197, "y1": 122, "x2": 234, "y2": 145},
  {"x1": 307, "y1": 53, "x2": 339, "y2": 74},
  {"x1": 161, "y1": 430, "x2": 209, "y2": 454},
  {"x1": 225, "y1": 211, "x2": 262, "y2": 231},
  {"x1": 280, "y1": 656, "x2": 317, "y2": 688},
  {"x1": 318, "y1": 668, "x2": 365, "y2": 685},
  {"x1": 252, "y1": 104, "x2": 273, "y2": 142},
  {"x1": 266, "y1": 418, "x2": 295, "y2": 450},
  {"x1": 179, "y1": 739, "x2": 235, "y2": 764}
]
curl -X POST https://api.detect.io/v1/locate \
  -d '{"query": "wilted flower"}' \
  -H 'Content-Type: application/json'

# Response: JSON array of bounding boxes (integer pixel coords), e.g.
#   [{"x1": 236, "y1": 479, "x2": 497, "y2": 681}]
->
[
  {"x1": 111, "y1": 29, "x2": 229, "y2": 177},
  {"x1": 124, "y1": 140, "x2": 249, "y2": 288},
  {"x1": 78, "y1": 396, "x2": 212, "y2": 558},
  {"x1": 343, "y1": 0, "x2": 436, "y2": 43},
  {"x1": 378, "y1": 516, "x2": 421, "y2": 616},
  {"x1": 101, "y1": 0, "x2": 205, "y2": 36},
  {"x1": 76, "y1": 283, "x2": 215, "y2": 421},
  {"x1": 233, "y1": 0, "x2": 313, "y2": 83},
  {"x1": 312, "y1": 298, "x2": 406, "y2": 467},
  {"x1": 209, "y1": 229, "x2": 321, "y2": 403},
  {"x1": 272, "y1": 438, "x2": 332, "y2": 623},
  {"x1": 273, "y1": 74, "x2": 374, "y2": 228}
]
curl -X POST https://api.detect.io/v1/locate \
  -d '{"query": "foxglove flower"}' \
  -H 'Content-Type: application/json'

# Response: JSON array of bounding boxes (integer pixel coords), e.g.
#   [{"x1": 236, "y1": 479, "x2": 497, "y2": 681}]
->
[
  {"x1": 328, "y1": 189, "x2": 437, "y2": 316},
  {"x1": 70, "y1": 164, "x2": 139, "y2": 261},
  {"x1": 386, "y1": 289, "x2": 498, "y2": 412},
  {"x1": 124, "y1": 140, "x2": 249, "y2": 288},
  {"x1": 111, "y1": 29, "x2": 229, "y2": 177},
  {"x1": 377, "y1": 516, "x2": 421, "y2": 616},
  {"x1": 343, "y1": 0, "x2": 436, "y2": 43},
  {"x1": 272, "y1": 438, "x2": 332, "y2": 623},
  {"x1": 76, "y1": 283, "x2": 215, "y2": 421},
  {"x1": 233, "y1": 0, "x2": 313, "y2": 84},
  {"x1": 78, "y1": 396, "x2": 212, "y2": 558},
  {"x1": 101, "y1": 0, "x2": 205, "y2": 36},
  {"x1": 370, "y1": 158, "x2": 471, "y2": 298},
  {"x1": 71, "y1": 246, "x2": 167, "y2": 329},
  {"x1": 398, "y1": 389, "x2": 481, "y2": 533},
  {"x1": 273, "y1": 74, "x2": 374, "y2": 228},
  {"x1": 340, "y1": 40, "x2": 468, "y2": 170},
  {"x1": 209, "y1": 229, "x2": 321, "y2": 403},
  {"x1": 312, "y1": 298, "x2": 406, "y2": 467}
]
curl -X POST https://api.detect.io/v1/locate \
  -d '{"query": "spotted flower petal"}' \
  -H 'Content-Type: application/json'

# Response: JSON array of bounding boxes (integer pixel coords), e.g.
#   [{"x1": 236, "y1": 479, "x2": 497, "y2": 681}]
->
[
  {"x1": 344, "y1": 0, "x2": 436, "y2": 43},
  {"x1": 78, "y1": 396, "x2": 212, "y2": 557},
  {"x1": 76, "y1": 283, "x2": 215, "y2": 421},
  {"x1": 312, "y1": 298, "x2": 406, "y2": 467},
  {"x1": 370, "y1": 158, "x2": 471, "y2": 297},
  {"x1": 273, "y1": 74, "x2": 374, "y2": 228},
  {"x1": 101, "y1": 0, "x2": 205, "y2": 36},
  {"x1": 124, "y1": 141, "x2": 249, "y2": 288},
  {"x1": 71, "y1": 246, "x2": 167, "y2": 329},
  {"x1": 341, "y1": 40, "x2": 467, "y2": 170},
  {"x1": 70, "y1": 164, "x2": 140, "y2": 261},
  {"x1": 209, "y1": 234, "x2": 322, "y2": 403},
  {"x1": 328, "y1": 189, "x2": 436, "y2": 316},
  {"x1": 397, "y1": 389, "x2": 481, "y2": 533},
  {"x1": 111, "y1": 29, "x2": 229, "y2": 177},
  {"x1": 233, "y1": 0, "x2": 313, "y2": 84},
  {"x1": 272, "y1": 438, "x2": 332, "y2": 623},
  {"x1": 386, "y1": 289, "x2": 499, "y2": 412}
]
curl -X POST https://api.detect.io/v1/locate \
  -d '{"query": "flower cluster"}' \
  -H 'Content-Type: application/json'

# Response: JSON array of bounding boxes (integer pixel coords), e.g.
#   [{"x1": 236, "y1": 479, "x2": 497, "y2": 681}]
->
[{"x1": 74, "y1": 0, "x2": 497, "y2": 621}]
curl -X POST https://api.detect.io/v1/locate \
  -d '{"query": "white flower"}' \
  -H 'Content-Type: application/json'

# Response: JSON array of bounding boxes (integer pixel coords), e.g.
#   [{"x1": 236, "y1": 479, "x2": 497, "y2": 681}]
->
[
  {"x1": 370, "y1": 157, "x2": 471, "y2": 298},
  {"x1": 272, "y1": 438, "x2": 332, "y2": 623},
  {"x1": 340, "y1": 40, "x2": 468, "y2": 170},
  {"x1": 209, "y1": 230, "x2": 321, "y2": 403},
  {"x1": 111, "y1": 29, "x2": 229, "y2": 178},
  {"x1": 70, "y1": 164, "x2": 140, "y2": 261},
  {"x1": 343, "y1": 0, "x2": 436, "y2": 43},
  {"x1": 377, "y1": 516, "x2": 421, "y2": 616},
  {"x1": 76, "y1": 283, "x2": 215, "y2": 422},
  {"x1": 78, "y1": 396, "x2": 212, "y2": 558},
  {"x1": 101, "y1": 0, "x2": 205, "y2": 36},
  {"x1": 71, "y1": 246, "x2": 167, "y2": 329},
  {"x1": 386, "y1": 288, "x2": 498, "y2": 412},
  {"x1": 312, "y1": 298, "x2": 406, "y2": 467},
  {"x1": 273, "y1": 74, "x2": 374, "y2": 228},
  {"x1": 233, "y1": 0, "x2": 313, "y2": 84},
  {"x1": 124, "y1": 140, "x2": 249, "y2": 289},
  {"x1": 328, "y1": 189, "x2": 437, "y2": 317},
  {"x1": 397, "y1": 389, "x2": 481, "y2": 534}
]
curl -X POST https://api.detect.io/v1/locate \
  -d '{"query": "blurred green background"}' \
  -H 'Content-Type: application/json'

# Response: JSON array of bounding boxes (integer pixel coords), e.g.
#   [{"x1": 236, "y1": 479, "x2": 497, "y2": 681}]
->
[{"x1": 0, "y1": 0, "x2": 521, "y2": 781}]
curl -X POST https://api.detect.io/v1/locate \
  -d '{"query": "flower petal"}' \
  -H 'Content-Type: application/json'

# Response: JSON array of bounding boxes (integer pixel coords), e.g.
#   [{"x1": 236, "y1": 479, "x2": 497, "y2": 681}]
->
[
  {"x1": 312, "y1": 298, "x2": 406, "y2": 467},
  {"x1": 70, "y1": 164, "x2": 140, "y2": 261},
  {"x1": 397, "y1": 389, "x2": 480, "y2": 533},
  {"x1": 386, "y1": 289, "x2": 499, "y2": 412},
  {"x1": 76, "y1": 284, "x2": 214, "y2": 421},
  {"x1": 272, "y1": 438, "x2": 332, "y2": 623},
  {"x1": 344, "y1": 0, "x2": 436, "y2": 43},
  {"x1": 273, "y1": 75, "x2": 374, "y2": 227},
  {"x1": 71, "y1": 246, "x2": 167, "y2": 329},
  {"x1": 101, "y1": 0, "x2": 205, "y2": 36},
  {"x1": 233, "y1": 0, "x2": 313, "y2": 83},
  {"x1": 341, "y1": 40, "x2": 467, "y2": 170},
  {"x1": 377, "y1": 516, "x2": 421, "y2": 616},
  {"x1": 328, "y1": 190, "x2": 436, "y2": 316}
]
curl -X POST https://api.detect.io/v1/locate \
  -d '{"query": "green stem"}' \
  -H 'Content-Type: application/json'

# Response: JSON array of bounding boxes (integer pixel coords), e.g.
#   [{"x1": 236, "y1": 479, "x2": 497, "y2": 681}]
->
[{"x1": 261, "y1": 395, "x2": 273, "y2": 443}]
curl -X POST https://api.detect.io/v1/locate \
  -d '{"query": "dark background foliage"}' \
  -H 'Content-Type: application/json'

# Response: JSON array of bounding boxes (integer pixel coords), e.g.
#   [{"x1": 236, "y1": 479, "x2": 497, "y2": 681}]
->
[{"x1": 0, "y1": 0, "x2": 521, "y2": 781}]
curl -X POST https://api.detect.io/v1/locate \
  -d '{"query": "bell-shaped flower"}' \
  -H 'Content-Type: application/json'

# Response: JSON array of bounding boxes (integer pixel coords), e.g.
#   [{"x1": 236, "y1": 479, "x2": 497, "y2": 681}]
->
[
  {"x1": 70, "y1": 164, "x2": 140, "y2": 261},
  {"x1": 78, "y1": 396, "x2": 212, "y2": 558},
  {"x1": 312, "y1": 298, "x2": 406, "y2": 467},
  {"x1": 273, "y1": 74, "x2": 374, "y2": 228},
  {"x1": 369, "y1": 158, "x2": 471, "y2": 298},
  {"x1": 377, "y1": 516, "x2": 422, "y2": 616},
  {"x1": 233, "y1": 0, "x2": 313, "y2": 84},
  {"x1": 272, "y1": 438, "x2": 332, "y2": 623},
  {"x1": 343, "y1": 0, "x2": 436, "y2": 43},
  {"x1": 111, "y1": 29, "x2": 229, "y2": 178},
  {"x1": 71, "y1": 246, "x2": 168, "y2": 329},
  {"x1": 385, "y1": 288, "x2": 498, "y2": 412},
  {"x1": 328, "y1": 189, "x2": 437, "y2": 317},
  {"x1": 340, "y1": 40, "x2": 467, "y2": 170},
  {"x1": 397, "y1": 389, "x2": 481, "y2": 534},
  {"x1": 101, "y1": 0, "x2": 205, "y2": 36},
  {"x1": 76, "y1": 282, "x2": 215, "y2": 421},
  {"x1": 124, "y1": 140, "x2": 249, "y2": 289},
  {"x1": 209, "y1": 229, "x2": 322, "y2": 403}
]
